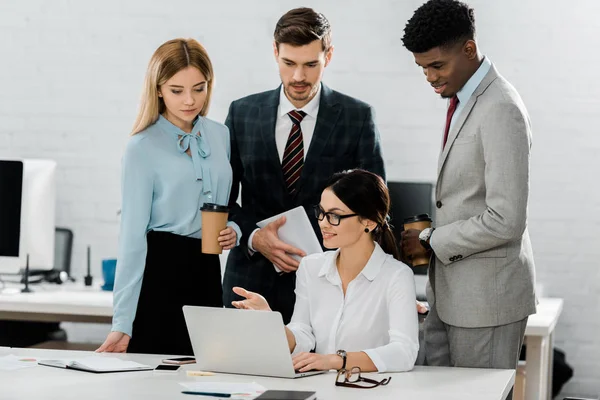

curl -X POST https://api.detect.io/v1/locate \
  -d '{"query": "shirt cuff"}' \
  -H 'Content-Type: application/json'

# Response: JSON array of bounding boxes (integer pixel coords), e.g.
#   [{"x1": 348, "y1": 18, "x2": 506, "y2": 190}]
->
[
  {"x1": 247, "y1": 228, "x2": 260, "y2": 254},
  {"x1": 227, "y1": 221, "x2": 242, "y2": 247},
  {"x1": 111, "y1": 320, "x2": 133, "y2": 338},
  {"x1": 362, "y1": 348, "x2": 386, "y2": 373},
  {"x1": 287, "y1": 323, "x2": 314, "y2": 356}
]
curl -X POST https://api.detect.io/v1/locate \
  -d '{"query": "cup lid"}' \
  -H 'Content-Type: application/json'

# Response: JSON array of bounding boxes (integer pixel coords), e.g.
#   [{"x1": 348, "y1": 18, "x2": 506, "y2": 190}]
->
[
  {"x1": 403, "y1": 213, "x2": 432, "y2": 224},
  {"x1": 200, "y1": 203, "x2": 229, "y2": 212}
]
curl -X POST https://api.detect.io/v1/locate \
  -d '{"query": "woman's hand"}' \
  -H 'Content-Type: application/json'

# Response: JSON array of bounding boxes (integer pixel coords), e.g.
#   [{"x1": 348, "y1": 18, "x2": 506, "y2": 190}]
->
[
  {"x1": 218, "y1": 226, "x2": 237, "y2": 250},
  {"x1": 96, "y1": 331, "x2": 130, "y2": 353},
  {"x1": 231, "y1": 287, "x2": 271, "y2": 311},
  {"x1": 292, "y1": 352, "x2": 342, "y2": 372}
]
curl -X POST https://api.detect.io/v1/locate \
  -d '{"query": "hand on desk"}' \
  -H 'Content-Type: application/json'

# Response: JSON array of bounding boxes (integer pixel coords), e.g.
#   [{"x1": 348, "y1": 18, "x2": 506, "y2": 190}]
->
[
  {"x1": 231, "y1": 287, "x2": 271, "y2": 311},
  {"x1": 96, "y1": 331, "x2": 130, "y2": 353},
  {"x1": 252, "y1": 216, "x2": 306, "y2": 273},
  {"x1": 218, "y1": 226, "x2": 237, "y2": 250},
  {"x1": 293, "y1": 352, "x2": 340, "y2": 372}
]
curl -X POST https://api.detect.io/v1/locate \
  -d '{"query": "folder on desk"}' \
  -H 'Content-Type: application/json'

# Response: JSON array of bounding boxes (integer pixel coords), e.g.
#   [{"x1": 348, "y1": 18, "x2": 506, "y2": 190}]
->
[
  {"x1": 255, "y1": 390, "x2": 317, "y2": 400},
  {"x1": 38, "y1": 356, "x2": 152, "y2": 373},
  {"x1": 257, "y1": 206, "x2": 323, "y2": 273}
]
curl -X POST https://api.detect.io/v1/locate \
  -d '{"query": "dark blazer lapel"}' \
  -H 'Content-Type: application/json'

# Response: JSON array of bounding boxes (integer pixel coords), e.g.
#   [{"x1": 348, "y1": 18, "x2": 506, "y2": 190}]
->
[
  {"x1": 437, "y1": 66, "x2": 499, "y2": 175},
  {"x1": 258, "y1": 87, "x2": 286, "y2": 189},
  {"x1": 296, "y1": 83, "x2": 341, "y2": 194}
]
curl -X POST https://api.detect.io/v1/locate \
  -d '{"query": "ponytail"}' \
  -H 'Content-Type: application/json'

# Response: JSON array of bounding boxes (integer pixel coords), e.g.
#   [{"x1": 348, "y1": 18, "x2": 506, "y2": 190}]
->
[{"x1": 374, "y1": 223, "x2": 401, "y2": 261}]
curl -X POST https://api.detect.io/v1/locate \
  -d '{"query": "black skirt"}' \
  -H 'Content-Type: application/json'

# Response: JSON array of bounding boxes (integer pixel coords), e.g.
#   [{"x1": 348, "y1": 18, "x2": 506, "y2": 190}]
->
[{"x1": 127, "y1": 231, "x2": 223, "y2": 356}]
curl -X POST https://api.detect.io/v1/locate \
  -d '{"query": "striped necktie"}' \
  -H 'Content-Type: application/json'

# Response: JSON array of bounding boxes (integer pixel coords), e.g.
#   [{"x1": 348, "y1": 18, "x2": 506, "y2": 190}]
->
[{"x1": 282, "y1": 110, "x2": 307, "y2": 194}]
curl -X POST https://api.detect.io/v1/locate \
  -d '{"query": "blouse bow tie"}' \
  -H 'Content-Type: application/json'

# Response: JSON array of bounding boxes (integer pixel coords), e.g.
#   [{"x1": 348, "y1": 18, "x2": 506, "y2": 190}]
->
[
  {"x1": 158, "y1": 115, "x2": 212, "y2": 194},
  {"x1": 177, "y1": 131, "x2": 212, "y2": 194}
]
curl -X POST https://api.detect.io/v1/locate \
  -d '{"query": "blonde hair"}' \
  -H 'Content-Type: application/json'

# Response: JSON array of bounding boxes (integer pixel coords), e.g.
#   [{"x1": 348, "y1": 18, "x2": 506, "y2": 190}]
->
[{"x1": 131, "y1": 38, "x2": 215, "y2": 135}]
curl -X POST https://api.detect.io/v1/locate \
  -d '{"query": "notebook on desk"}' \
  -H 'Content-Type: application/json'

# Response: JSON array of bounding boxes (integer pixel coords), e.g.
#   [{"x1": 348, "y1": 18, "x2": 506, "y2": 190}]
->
[
  {"x1": 38, "y1": 356, "x2": 152, "y2": 373},
  {"x1": 255, "y1": 390, "x2": 317, "y2": 400}
]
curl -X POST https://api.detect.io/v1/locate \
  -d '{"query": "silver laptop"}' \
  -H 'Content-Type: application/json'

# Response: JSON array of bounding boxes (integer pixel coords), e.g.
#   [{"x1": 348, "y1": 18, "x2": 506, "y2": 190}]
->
[{"x1": 183, "y1": 306, "x2": 324, "y2": 378}]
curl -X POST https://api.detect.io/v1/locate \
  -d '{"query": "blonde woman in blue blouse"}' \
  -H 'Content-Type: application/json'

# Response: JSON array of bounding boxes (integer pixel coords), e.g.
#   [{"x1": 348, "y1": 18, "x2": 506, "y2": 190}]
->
[{"x1": 97, "y1": 38, "x2": 240, "y2": 355}]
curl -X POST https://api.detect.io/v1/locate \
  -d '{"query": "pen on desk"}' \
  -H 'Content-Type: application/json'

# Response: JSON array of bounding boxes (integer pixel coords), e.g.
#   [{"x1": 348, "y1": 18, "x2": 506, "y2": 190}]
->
[
  {"x1": 186, "y1": 370, "x2": 215, "y2": 377},
  {"x1": 181, "y1": 391, "x2": 232, "y2": 398}
]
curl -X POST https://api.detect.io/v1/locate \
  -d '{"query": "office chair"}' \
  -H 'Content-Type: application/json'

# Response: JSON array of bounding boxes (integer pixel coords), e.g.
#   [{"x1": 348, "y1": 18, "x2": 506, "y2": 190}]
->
[
  {"x1": 45, "y1": 227, "x2": 74, "y2": 284},
  {"x1": 0, "y1": 227, "x2": 73, "y2": 347}
]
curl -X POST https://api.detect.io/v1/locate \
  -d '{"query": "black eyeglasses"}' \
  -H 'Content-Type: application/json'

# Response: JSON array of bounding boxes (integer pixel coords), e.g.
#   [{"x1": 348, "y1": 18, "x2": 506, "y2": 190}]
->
[
  {"x1": 335, "y1": 366, "x2": 392, "y2": 389},
  {"x1": 313, "y1": 205, "x2": 358, "y2": 226}
]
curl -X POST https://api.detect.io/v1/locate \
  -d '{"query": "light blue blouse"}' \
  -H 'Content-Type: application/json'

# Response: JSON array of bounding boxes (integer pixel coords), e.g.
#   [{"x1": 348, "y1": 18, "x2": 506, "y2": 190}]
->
[{"x1": 112, "y1": 115, "x2": 240, "y2": 337}]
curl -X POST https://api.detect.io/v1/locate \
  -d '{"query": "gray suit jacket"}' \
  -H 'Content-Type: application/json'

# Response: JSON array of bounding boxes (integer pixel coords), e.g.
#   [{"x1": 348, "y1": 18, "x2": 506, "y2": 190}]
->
[{"x1": 428, "y1": 65, "x2": 537, "y2": 328}]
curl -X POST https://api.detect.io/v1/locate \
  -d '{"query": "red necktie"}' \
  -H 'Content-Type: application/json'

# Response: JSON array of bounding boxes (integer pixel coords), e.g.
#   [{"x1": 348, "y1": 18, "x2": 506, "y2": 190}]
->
[
  {"x1": 443, "y1": 96, "x2": 459, "y2": 148},
  {"x1": 282, "y1": 110, "x2": 307, "y2": 194}
]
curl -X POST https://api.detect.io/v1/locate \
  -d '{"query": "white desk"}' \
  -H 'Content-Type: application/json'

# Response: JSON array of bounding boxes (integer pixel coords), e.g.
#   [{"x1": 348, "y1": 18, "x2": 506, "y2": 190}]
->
[
  {"x1": 0, "y1": 283, "x2": 112, "y2": 323},
  {"x1": 0, "y1": 285, "x2": 563, "y2": 400},
  {"x1": 0, "y1": 348, "x2": 514, "y2": 400},
  {"x1": 523, "y1": 298, "x2": 564, "y2": 400}
]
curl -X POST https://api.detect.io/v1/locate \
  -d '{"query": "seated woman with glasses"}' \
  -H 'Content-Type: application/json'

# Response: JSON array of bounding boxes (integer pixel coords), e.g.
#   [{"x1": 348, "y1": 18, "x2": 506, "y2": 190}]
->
[{"x1": 231, "y1": 169, "x2": 419, "y2": 373}]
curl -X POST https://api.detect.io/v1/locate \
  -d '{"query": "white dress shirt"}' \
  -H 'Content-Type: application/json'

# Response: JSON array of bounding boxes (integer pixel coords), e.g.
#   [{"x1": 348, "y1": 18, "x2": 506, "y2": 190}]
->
[
  {"x1": 247, "y1": 84, "x2": 322, "y2": 251},
  {"x1": 274, "y1": 83, "x2": 321, "y2": 161},
  {"x1": 286, "y1": 243, "x2": 419, "y2": 373},
  {"x1": 448, "y1": 56, "x2": 492, "y2": 134}
]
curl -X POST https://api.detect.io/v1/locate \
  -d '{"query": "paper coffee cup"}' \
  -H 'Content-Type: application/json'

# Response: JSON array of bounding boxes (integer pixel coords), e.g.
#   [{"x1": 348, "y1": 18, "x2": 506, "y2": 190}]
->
[
  {"x1": 200, "y1": 203, "x2": 229, "y2": 254},
  {"x1": 403, "y1": 214, "x2": 432, "y2": 267}
]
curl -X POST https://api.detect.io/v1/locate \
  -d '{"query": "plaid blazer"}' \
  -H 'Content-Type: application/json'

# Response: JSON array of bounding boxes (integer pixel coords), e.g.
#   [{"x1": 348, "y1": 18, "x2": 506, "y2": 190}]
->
[{"x1": 223, "y1": 83, "x2": 385, "y2": 318}]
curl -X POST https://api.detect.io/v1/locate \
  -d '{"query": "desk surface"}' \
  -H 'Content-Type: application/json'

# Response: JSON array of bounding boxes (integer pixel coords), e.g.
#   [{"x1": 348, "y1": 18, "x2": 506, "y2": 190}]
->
[
  {"x1": 0, "y1": 283, "x2": 564, "y2": 337},
  {"x1": 0, "y1": 348, "x2": 514, "y2": 400},
  {"x1": 525, "y1": 298, "x2": 564, "y2": 336},
  {"x1": 0, "y1": 283, "x2": 112, "y2": 323}
]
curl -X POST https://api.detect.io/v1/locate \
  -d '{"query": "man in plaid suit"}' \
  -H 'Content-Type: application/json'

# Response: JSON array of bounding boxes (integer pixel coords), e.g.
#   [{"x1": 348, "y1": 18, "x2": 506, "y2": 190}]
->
[{"x1": 223, "y1": 7, "x2": 386, "y2": 323}]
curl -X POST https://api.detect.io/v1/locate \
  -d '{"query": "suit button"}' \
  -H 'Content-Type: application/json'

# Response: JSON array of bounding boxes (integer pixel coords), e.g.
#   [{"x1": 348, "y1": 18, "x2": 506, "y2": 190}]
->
[
  {"x1": 449, "y1": 256, "x2": 455, "y2": 262},
  {"x1": 456, "y1": 255, "x2": 463, "y2": 260},
  {"x1": 436, "y1": 201, "x2": 443, "y2": 208}
]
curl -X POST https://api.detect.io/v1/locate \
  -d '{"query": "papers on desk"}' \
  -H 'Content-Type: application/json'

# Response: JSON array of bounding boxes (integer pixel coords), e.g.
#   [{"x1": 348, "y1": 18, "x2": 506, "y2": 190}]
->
[
  {"x1": 0, "y1": 354, "x2": 39, "y2": 371},
  {"x1": 38, "y1": 356, "x2": 152, "y2": 373},
  {"x1": 257, "y1": 206, "x2": 323, "y2": 273},
  {"x1": 180, "y1": 382, "x2": 267, "y2": 399}
]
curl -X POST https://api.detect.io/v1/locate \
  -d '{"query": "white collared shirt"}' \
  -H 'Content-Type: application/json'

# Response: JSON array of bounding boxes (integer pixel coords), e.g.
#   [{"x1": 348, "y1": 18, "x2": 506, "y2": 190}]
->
[
  {"x1": 286, "y1": 243, "x2": 419, "y2": 373},
  {"x1": 449, "y1": 56, "x2": 492, "y2": 133},
  {"x1": 274, "y1": 83, "x2": 321, "y2": 161}
]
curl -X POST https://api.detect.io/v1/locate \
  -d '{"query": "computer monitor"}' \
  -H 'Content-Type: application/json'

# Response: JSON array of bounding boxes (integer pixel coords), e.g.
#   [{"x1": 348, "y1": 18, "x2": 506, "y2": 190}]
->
[
  {"x1": 387, "y1": 181, "x2": 435, "y2": 275},
  {"x1": 0, "y1": 160, "x2": 24, "y2": 273},
  {"x1": 0, "y1": 159, "x2": 56, "y2": 274}
]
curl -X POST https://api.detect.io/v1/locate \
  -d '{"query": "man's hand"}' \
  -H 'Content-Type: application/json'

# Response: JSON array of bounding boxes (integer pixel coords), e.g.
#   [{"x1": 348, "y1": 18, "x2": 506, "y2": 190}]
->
[
  {"x1": 252, "y1": 216, "x2": 306, "y2": 272},
  {"x1": 400, "y1": 229, "x2": 428, "y2": 264}
]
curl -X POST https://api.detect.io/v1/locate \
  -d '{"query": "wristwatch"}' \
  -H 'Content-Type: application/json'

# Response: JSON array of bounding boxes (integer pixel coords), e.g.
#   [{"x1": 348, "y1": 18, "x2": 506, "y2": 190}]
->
[
  {"x1": 419, "y1": 227, "x2": 435, "y2": 251},
  {"x1": 336, "y1": 349, "x2": 347, "y2": 370}
]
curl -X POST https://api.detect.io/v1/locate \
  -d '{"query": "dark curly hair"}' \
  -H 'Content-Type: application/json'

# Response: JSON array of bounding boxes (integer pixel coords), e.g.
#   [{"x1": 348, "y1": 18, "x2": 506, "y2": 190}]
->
[{"x1": 402, "y1": 0, "x2": 476, "y2": 53}]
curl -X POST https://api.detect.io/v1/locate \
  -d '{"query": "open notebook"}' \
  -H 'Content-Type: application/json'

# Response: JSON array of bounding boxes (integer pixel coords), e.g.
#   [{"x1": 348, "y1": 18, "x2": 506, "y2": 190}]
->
[{"x1": 38, "y1": 356, "x2": 152, "y2": 373}]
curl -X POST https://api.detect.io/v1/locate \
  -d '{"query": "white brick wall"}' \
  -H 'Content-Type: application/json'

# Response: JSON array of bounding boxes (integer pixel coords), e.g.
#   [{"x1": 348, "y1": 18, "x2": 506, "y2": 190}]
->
[{"x1": 1, "y1": 0, "x2": 599, "y2": 396}]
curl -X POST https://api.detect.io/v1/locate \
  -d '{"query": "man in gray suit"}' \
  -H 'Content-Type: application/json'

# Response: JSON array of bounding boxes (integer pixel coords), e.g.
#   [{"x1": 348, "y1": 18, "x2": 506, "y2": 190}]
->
[{"x1": 400, "y1": 0, "x2": 536, "y2": 372}]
